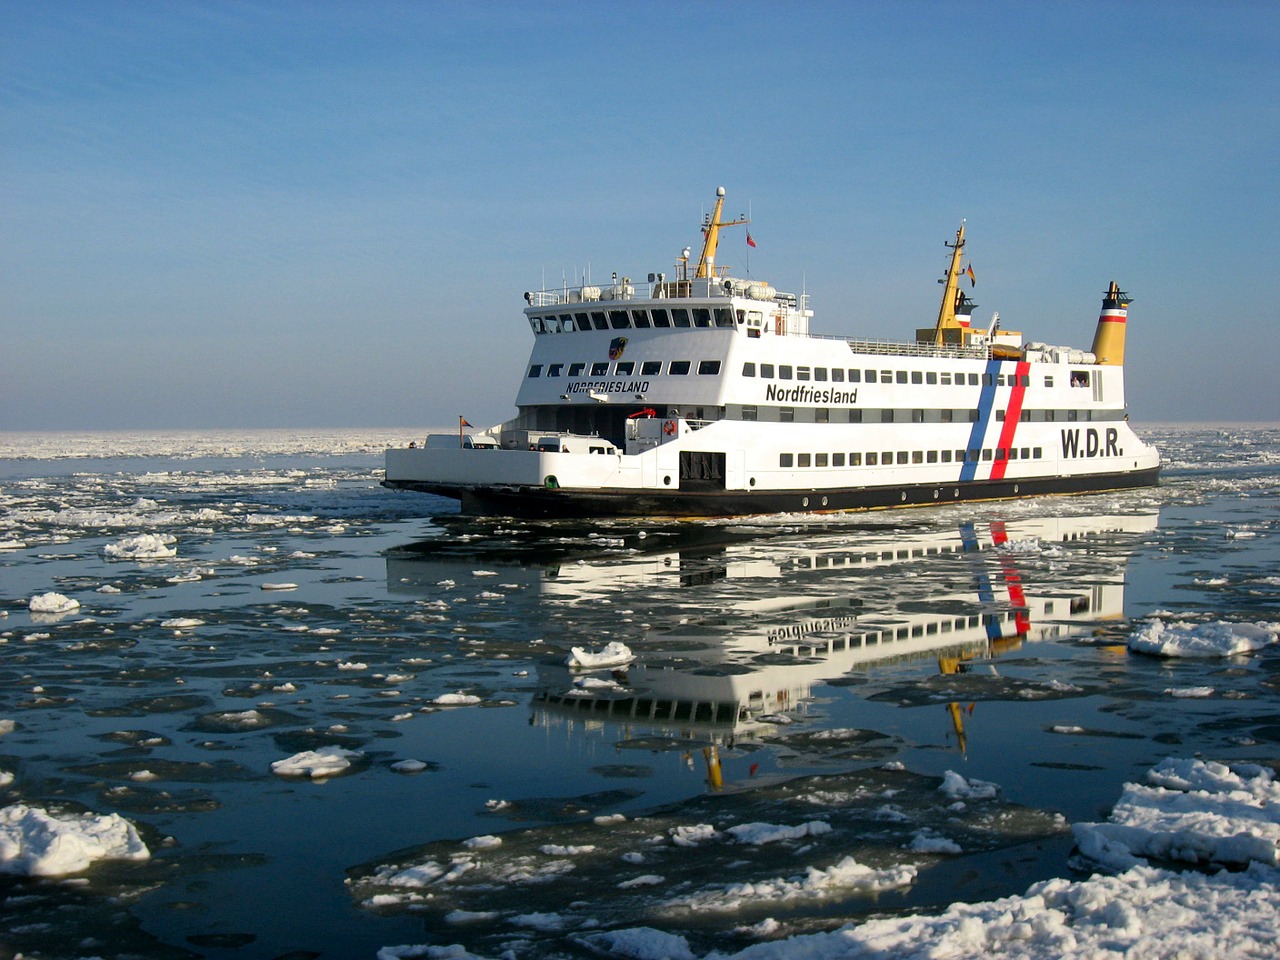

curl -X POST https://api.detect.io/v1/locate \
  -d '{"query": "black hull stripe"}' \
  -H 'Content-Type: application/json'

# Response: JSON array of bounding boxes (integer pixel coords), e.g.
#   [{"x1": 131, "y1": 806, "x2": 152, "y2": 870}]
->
[{"x1": 382, "y1": 467, "x2": 1161, "y2": 519}]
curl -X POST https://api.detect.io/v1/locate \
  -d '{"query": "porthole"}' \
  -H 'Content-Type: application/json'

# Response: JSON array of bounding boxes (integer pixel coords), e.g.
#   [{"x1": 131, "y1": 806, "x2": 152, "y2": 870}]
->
[
  {"x1": 821, "y1": 496, "x2": 828, "y2": 506},
  {"x1": 802, "y1": 497, "x2": 810, "y2": 508},
  {"x1": 933, "y1": 489, "x2": 940, "y2": 499},
  {"x1": 1013, "y1": 483, "x2": 1020, "y2": 493},
  {"x1": 663, "y1": 475, "x2": 671, "y2": 486},
  {"x1": 954, "y1": 488, "x2": 960, "y2": 497},
  {"x1": 900, "y1": 492, "x2": 908, "y2": 502},
  {"x1": 749, "y1": 477, "x2": 756, "y2": 487}
]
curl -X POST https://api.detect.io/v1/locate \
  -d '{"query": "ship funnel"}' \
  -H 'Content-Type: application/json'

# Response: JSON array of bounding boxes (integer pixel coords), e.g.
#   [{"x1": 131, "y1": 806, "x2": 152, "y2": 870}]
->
[{"x1": 1090, "y1": 281, "x2": 1131, "y2": 366}]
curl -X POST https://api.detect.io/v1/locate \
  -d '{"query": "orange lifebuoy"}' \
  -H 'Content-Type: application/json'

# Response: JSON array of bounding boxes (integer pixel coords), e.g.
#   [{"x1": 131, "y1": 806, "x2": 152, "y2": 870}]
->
[{"x1": 662, "y1": 419, "x2": 677, "y2": 436}]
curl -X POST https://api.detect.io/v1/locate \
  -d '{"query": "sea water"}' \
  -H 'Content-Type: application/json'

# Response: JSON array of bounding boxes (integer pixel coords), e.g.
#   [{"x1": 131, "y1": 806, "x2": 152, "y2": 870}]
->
[{"x1": 0, "y1": 425, "x2": 1276, "y2": 959}]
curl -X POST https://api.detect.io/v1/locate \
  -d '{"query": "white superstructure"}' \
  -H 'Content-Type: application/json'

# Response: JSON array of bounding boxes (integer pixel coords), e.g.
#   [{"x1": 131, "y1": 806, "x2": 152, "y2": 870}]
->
[{"x1": 385, "y1": 188, "x2": 1160, "y2": 517}]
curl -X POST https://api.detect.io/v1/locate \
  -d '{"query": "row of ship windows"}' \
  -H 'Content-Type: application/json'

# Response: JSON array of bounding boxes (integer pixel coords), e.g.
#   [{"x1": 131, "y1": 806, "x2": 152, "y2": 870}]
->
[
  {"x1": 745, "y1": 362, "x2": 1063, "y2": 388},
  {"x1": 780, "y1": 609, "x2": 1044, "y2": 651},
  {"x1": 737, "y1": 406, "x2": 1118, "y2": 423},
  {"x1": 778, "y1": 446, "x2": 1045, "y2": 468},
  {"x1": 530, "y1": 359, "x2": 721, "y2": 378},
  {"x1": 529, "y1": 307, "x2": 736, "y2": 334},
  {"x1": 530, "y1": 359, "x2": 1086, "y2": 389}
]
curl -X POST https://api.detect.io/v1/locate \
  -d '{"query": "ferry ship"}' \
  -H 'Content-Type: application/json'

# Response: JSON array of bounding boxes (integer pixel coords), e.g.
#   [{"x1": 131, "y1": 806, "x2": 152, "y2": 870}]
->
[{"x1": 384, "y1": 188, "x2": 1161, "y2": 517}]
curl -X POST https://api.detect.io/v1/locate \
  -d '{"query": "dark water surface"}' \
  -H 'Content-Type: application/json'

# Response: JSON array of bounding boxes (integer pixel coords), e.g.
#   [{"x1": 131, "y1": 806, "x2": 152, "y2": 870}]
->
[{"x1": 0, "y1": 426, "x2": 1276, "y2": 958}]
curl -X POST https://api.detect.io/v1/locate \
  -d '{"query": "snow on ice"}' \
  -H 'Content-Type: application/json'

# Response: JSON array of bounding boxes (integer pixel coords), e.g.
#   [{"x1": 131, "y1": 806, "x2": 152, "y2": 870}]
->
[
  {"x1": 102, "y1": 533, "x2": 177, "y2": 559},
  {"x1": 27, "y1": 592, "x2": 79, "y2": 614},
  {"x1": 567, "y1": 641, "x2": 635, "y2": 669},
  {"x1": 1127, "y1": 618, "x2": 1280, "y2": 657},
  {"x1": 270, "y1": 746, "x2": 364, "y2": 778},
  {"x1": 0, "y1": 803, "x2": 150, "y2": 876}
]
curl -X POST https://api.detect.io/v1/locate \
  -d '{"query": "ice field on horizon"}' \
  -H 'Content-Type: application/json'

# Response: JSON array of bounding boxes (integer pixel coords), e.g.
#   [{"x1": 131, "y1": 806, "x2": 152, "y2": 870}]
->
[{"x1": 0, "y1": 424, "x2": 1277, "y2": 958}]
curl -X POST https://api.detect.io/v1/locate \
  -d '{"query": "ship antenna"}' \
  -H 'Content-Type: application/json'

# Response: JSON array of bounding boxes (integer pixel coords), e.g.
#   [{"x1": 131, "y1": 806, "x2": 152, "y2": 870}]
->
[
  {"x1": 694, "y1": 186, "x2": 750, "y2": 279},
  {"x1": 931, "y1": 220, "x2": 967, "y2": 346}
]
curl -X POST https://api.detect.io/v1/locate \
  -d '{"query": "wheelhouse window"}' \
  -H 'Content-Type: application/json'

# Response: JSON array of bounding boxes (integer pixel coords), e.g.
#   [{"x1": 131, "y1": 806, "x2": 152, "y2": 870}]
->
[
  {"x1": 591, "y1": 312, "x2": 608, "y2": 330},
  {"x1": 568, "y1": 362, "x2": 586, "y2": 376},
  {"x1": 698, "y1": 360, "x2": 722, "y2": 375},
  {"x1": 640, "y1": 360, "x2": 661, "y2": 376},
  {"x1": 714, "y1": 308, "x2": 734, "y2": 327},
  {"x1": 831, "y1": 368, "x2": 844, "y2": 382},
  {"x1": 779, "y1": 453, "x2": 794, "y2": 467},
  {"x1": 742, "y1": 362, "x2": 756, "y2": 377},
  {"x1": 631, "y1": 310, "x2": 651, "y2": 328},
  {"x1": 761, "y1": 363, "x2": 775, "y2": 378},
  {"x1": 590, "y1": 362, "x2": 609, "y2": 376},
  {"x1": 609, "y1": 310, "x2": 630, "y2": 329},
  {"x1": 574, "y1": 312, "x2": 591, "y2": 332},
  {"x1": 692, "y1": 308, "x2": 712, "y2": 327},
  {"x1": 672, "y1": 308, "x2": 692, "y2": 327},
  {"x1": 547, "y1": 363, "x2": 563, "y2": 377},
  {"x1": 779, "y1": 365, "x2": 794, "y2": 380},
  {"x1": 651, "y1": 309, "x2": 672, "y2": 328},
  {"x1": 668, "y1": 360, "x2": 691, "y2": 375},
  {"x1": 797, "y1": 366, "x2": 811, "y2": 381},
  {"x1": 615, "y1": 361, "x2": 635, "y2": 376},
  {"x1": 528, "y1": 364, "x2": 543, "y2": 377}
]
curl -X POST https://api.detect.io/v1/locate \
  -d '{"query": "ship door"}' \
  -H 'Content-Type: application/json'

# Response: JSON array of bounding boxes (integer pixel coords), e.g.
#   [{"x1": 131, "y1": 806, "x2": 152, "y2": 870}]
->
[{"x1": 679, "y1": 451, "x2": 726, "y2": 491}]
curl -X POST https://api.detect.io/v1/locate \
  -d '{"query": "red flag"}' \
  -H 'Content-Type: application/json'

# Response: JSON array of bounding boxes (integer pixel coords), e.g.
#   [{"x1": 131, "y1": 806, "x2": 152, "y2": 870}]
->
[{"x1": 746, "y1": 232, "x2": 756, "y2": 248}]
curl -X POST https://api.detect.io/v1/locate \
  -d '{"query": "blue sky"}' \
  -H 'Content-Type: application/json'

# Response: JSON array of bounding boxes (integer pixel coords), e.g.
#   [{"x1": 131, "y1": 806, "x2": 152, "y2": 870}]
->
[{"x1": 3, "y1": 0, "x2": 1277, "y2": 430}]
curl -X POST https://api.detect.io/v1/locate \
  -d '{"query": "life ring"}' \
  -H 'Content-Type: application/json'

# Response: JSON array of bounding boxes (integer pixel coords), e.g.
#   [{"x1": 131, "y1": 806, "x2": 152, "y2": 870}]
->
[{"x1": 662, "y1": 419, "x2": 677, "y2": 436}]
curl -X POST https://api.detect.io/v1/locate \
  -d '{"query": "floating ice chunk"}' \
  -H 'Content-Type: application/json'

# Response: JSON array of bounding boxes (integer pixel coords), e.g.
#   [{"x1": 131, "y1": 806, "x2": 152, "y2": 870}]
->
[
  {"x1": 539, "y1": 844, "x2": 596, "y2": 856},
  {"x1": 270, "y1": 746, "x2": 362, "y2": 779},
  {"x1": 103, "y1": 534, "x2": 176, "y2": 559},
  {"x1": 669, "y1": 823, "x2": 720, "y2": 847},
  {"x1": 0, "y1": 721, "x2": 15, "y2": 735},
  {"x1": 1166, "y1": 686, "x2": 1215, "y2": 698},
  {"x1": 0, "y1": 770, "x2": 14, "y2": 788},
  {"x1": 471, "y1": 569, "x2": 498, "y2": 577},
  {"x1": 391, "y1": 760, "x2": 428, "y2": 774},
  {"x1": 376, "y1": 946, "x2": 489, "y2": 960},
  {"x1": 0, "y1": 803, "x2": 149, "y2": 875},
  {"x1": 617, "y1": 873, "x2": 665, "y2": 888},
  {"x1": 432, "y1": 692, "x2": 481, "y2": 706},
  {"x1": 567, "y1": 641, "x2": 634, "y2": 669},
  {"x1": 28, "y1": 593, "x2": 79, "y2": 614},
  {"x1": 576, "y1": 929, "x2": 694, "y2": 960},
  {"x1": 261, "y1": 582, "x2": 299, "y2": 591},
  {"x1": 160, "y1": 617, "x2": 205, "y2": 629},
  {"x1": 939, "y1": 770, "x2": 1000, "y2": 799},
  {"x1": 96, "y1": 584, "x2": 122, "y2": 594},
  {"x1": 907, "y1": 829, "x2": 963, "y2": 854},
  {"x1": 337, "y1": 661, "x2": 368, "y2": 671},
  {"x1": 574, "y1": 676, "x2": 624, "y2": 691},
  {"x1": 1128, "y1": 618, "x2": 1280, "y2": 658},
  {"x1": 727, "y1": 821, "x2": 833, "y2": 845},
  {"x1": 0, "y1": 540, "x2": 27, "y2": 551},
  {"x1": 1073, "y1": 757, "x2": 1280, "y2": 871},
  {"x1": 462, "y1": 835, "x2": 502, "y2": 849}
]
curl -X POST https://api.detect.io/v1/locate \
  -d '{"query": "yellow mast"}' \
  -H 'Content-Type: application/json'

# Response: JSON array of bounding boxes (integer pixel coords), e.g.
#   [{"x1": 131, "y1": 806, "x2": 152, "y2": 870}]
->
[
  {"x1": 694, "y1": 186, "x2": 750, "y2": 279},
  {"x1": 932, "y1": 221, "x2": 967, "y2": 345}
]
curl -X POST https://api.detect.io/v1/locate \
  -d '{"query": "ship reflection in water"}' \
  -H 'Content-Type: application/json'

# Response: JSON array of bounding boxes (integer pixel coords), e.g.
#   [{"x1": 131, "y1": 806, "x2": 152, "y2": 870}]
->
[{"x1": 386, "y1": 510, "x2": 1157, "y2": 784}]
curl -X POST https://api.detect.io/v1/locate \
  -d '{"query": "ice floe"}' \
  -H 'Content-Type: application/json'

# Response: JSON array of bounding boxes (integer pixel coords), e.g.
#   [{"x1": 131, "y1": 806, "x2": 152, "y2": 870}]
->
[
  {"x1": 567, "y1": 641, "x2": 634, "y2": 669},
  {"x1": 1127, "y1": 618, "x2": 1280, "y2": 657},
  {"x1": 27, "y1": 592, "x2": 79, "y2": 614},
  {"x1": 0, "y1": 803, "x2": 150, "y2": 876},
  {"x1": 270, "y1": 746, "x2": 364, "y2": 778},
  {"x1": 102, "y1": 533, "x2": 177, "y2": 559}
]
